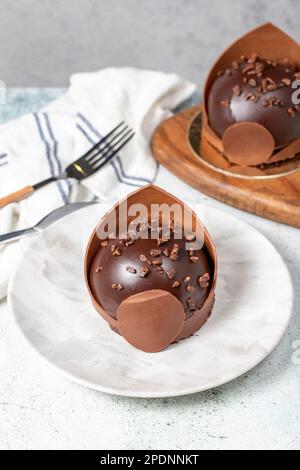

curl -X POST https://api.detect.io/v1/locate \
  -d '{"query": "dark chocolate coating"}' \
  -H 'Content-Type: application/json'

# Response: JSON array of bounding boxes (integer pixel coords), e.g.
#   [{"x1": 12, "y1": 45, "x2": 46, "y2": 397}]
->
[
  {"x1": 208, "y1": 58, "x2": 300, "y2": 148},
  {"x1": 89, "y1": 233, "x2": 212, "y2": 319}
]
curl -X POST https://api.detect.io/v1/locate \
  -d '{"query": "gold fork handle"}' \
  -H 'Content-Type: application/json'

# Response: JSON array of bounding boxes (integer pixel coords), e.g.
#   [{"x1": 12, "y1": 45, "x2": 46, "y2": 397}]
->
[{"x1": 0, "y1": 185, "x2": 34, "y2": 208}]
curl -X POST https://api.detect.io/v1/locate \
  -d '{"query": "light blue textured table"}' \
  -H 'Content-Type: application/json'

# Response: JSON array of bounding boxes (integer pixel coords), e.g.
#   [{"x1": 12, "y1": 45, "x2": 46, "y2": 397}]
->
[{"x1": 0, "y1": 89, "x2": 299, "y2": 450}]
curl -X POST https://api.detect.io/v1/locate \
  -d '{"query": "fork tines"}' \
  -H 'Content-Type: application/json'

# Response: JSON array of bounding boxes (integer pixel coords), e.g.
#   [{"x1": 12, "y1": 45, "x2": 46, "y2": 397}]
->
[{"x1": 84, "y1": 122, "x2": 134, "y2": 170}]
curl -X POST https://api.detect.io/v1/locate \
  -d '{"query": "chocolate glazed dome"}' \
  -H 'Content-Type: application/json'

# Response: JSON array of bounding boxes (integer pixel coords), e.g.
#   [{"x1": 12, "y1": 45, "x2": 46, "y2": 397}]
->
[
  {"x1": 207, "y1": 54, "x2": 300, "y2": 148},
  {"x1": 89, "y1": 227, "x2": 213, "y2": 320}
]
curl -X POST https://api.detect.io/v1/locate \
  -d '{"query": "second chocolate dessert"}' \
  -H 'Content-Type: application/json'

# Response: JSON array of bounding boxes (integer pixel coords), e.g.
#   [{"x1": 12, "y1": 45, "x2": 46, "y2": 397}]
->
[{"x1": 208, "y1": 54, "x2": 300, "y2": 149}]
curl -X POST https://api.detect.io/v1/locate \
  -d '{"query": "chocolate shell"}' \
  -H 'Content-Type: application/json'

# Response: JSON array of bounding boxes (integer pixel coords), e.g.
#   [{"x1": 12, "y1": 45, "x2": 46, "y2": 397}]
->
[
  {"x1": 201, "y1": 23, "x2": 300, "y2": 172},
  {"x1": 84, "y1": 185, "x2": 217, "y2": 353}
]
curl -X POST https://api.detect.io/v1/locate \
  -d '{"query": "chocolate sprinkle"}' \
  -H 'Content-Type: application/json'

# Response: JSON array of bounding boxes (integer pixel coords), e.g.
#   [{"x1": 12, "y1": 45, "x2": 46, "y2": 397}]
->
[
  {"x1": 248, "y1": 78, "x2": 257, "y2": 87},
  {"x1": 166, "y1": 268, "x2": 176, "y2": 280},
  {"x1": 139, "y1": 266, "x2": 150, "y2": 278},
  {"x1": 288, "y1": 107, "x2": 296, "y2": 118},
  {"x1": 187, "y1": 298, "x2": 196, "y2": 312},
  {"x1": 150, "y1": 249, "x2": 161, "y2": 257},
  {"x1": 233, "y1": 84, "x2": 242, "y2": 96},
  {"x1": 185, "y1": 233, "x2": 196, "y2": 242},
  {"x1": 185, "y1": 285, "x2": 195, "y2": 292},
  {"x1": 198, "y1": 273, "x2": 210, "y2": 288},
  {"x1": 126, "y1": 266, "x2": 137, "y2": 274},
  {"x1": 112, "y1": 283, "x2": 124, "y2": 291},
  {"x1": 172, "y1": 281, "x2": 181, "y2": 288},
  {"x1": 220, "y1": 100, "x2": 230, "y2": 108},
  {"x1": 281, "y1": 78, "x2": 292, "y2": 86},
  {"x1": 152, "y1": 258, "x2": 163, "y2": 266}
]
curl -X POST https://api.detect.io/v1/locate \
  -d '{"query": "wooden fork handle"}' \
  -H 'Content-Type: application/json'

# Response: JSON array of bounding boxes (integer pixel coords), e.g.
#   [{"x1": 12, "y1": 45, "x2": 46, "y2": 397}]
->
[{"x1": 0, "y1": 185, "x2": 34, "y2": 208}]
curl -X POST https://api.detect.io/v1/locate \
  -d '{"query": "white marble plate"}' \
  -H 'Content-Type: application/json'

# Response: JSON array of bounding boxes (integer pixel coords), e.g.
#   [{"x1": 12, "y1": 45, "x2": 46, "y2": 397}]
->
[{"x1": 8, "y1": 203, "x2": 293, "y2": 398}]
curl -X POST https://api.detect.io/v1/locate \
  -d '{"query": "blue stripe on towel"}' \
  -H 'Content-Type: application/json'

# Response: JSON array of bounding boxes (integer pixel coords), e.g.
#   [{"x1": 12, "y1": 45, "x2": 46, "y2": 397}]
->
[
  {"x1": 43, "y1": 113, "x2": 72, "y2": 200},
  {"x1": 0, "y1": 153, "x2": 8, "y2": 168},
  {"x1": 77, "y1": 112, "x2": 156, "y2": 185},
  {"x1": 33, "y1": 113, "x2": 67, "y2": 204}
]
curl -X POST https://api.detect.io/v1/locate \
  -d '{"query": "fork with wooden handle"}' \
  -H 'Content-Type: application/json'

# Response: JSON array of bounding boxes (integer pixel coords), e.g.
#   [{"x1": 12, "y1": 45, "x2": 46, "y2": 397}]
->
[{"x1": 0, "y1": 122, "x2": 134, "y2": 209}]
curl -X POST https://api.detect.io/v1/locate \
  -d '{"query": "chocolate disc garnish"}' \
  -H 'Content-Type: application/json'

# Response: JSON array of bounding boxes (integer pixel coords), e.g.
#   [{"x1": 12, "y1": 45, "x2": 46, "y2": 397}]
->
[
  {"x1": 117, "y1": 290, "x2": 185, "y2": 353},
  {"x1": 223, "y1": 122, "x2": 275, "y2": 165}
]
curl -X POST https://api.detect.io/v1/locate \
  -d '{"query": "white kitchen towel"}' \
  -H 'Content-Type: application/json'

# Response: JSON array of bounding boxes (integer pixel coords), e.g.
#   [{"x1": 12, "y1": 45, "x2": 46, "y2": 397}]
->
[{"x1": 0, "y1": 67, "x2": 195, "y2": 299}]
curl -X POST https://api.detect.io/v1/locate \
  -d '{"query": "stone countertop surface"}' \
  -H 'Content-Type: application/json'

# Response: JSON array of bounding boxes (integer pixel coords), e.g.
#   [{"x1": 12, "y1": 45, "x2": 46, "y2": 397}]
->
[{"x1": 0, "y1": 89, "x2": 299, "y2": 450}]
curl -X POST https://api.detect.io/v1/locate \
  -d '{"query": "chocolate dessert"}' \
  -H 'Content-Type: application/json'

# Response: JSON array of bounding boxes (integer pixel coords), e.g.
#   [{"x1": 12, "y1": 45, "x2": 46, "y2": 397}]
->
[
  {"x1": 89, "y1": 225, "x2": 212, "y2": 319},
  {"x1": 200, "y1": 23, "x2": 300, "y2": 173},
  {"x1": 85, "y1": 185, "x2": 217, "y2": 353},
  {"x1": 208, "y1": 55, "x2": 300, "y2": 149}
]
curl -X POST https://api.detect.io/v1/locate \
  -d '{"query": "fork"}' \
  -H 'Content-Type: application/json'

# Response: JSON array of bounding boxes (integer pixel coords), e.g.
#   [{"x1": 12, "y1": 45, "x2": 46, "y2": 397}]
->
[{"x1": 0, "y1": 122, "x2": 134, "y2": 208}]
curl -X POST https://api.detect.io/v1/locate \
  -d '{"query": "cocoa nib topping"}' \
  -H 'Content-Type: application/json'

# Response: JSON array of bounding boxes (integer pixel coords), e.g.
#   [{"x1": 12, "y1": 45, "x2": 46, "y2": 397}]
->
[
  {"x1": 248, "y1": 78, "x2": 257, "y2": 87},
  {"x1": 242, "y1": 63, "x2": 255, "y2": 74},
  {"x1": 166, "y1": 268, "x2": 176, "y2": 280},
  {"x1": 220, "y1": 100, "x2": 230, "y2": 108},
  {"x1": 111, "y1": 244, "x2": 116, "y2": 252},
  {"x1": 150, "y1": 249, "x2": 161, "y2": 257},
  {"x1": 162, "y1": 248, "x2": 169, "y2": 257},
  {"x1": 139, "y1": 254, "x2": 148, "y2": 262},
  {"x1": 95, "y1": 266, "x2": 102, "y2": 273},
  {"x1": 157, "y1": 237, "x2": 169, "y2": 247},
  {"x1": 152, "y1": 258, "x2": 163, "y2": 266},
  {"x1": 190, "y1": 256, "x2": 199, "y2": 264},
  {"x1": 245, "y1": 93, "x2": 258, "y2": 102},
  {"x1": 184, "y1": 276, "x2": 191, "y2": 284},
  {"x1": 233, "y1": 84, "x2": 242, "y2": 96},
  {"x1": 260, "y1": 96, "x2": 283, "y2": 108},
  {"x1": 172, "y1": 243, "x2": 179, "y2": 253},
  {"x1": 112, "y1": 283, "x2": 124, "y2": 291},
  {"x1": 185, "y1": 285, "x2": 195, "y2": 292},
  {"x1": 139, "y1": 266, "x2": 150, "y2": 278},
  {"x1": 101, "y1": 240, "x2": 108, "y2": 247},
  {"x1": 124, "y1": 239, "x2": 135, "y2": 247},
  {"x1": 187, "y1": 298, "x2": 196, "y2": 312},
  {"x1": 126, "y1": 266, "x2": 137, "y2": 274},
  {"x1": 281, "y1": 78, "x2": 292, "y2": 86},
  {"x1": 172, "y1": 281, "x2": 181, "y2": 288},
  {"x1": 170, "y1": 244, "x2": 179, "y2": 261},
  {"x1": 155, "y1": 266, "x2": 164, "y2": 274},
  {"x1": 198, "y1": 273, "x2": 210, "y2": 288},
  {"x1": 185, "y1": 233, "x2": 196, "y2": 242},
  {"x1": 112, "y1": 248, "x2": 122, "y2": 256},
  {"x1": 265, "y1": 77, "x2": 277, "y2": 91},
  {"x1": 288, "y1": 107, "x2": 296, "y2": 118}
]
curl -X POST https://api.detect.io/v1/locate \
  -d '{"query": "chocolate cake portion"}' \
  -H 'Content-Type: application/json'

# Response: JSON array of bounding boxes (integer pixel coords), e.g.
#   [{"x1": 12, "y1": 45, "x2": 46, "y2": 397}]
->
[
  {"x1": 208, "y1": 54, "x2": 300, "y2": 148},
  {"x1": 89, "y1": 223, "x2": 213, "y2": 320}
]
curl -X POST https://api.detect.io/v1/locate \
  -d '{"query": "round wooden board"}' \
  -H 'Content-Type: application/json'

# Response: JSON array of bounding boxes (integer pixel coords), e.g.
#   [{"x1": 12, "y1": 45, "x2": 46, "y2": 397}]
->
[{"x1": 151, "y1": 105, "x2": 300, "y2": 229}]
